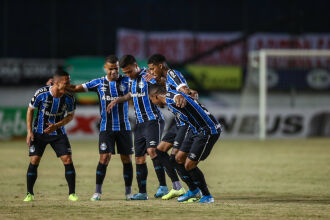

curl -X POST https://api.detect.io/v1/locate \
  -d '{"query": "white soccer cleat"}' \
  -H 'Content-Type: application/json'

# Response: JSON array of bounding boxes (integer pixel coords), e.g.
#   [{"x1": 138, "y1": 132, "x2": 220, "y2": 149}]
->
[{"x1": 90, "y1": 193, "x2": 101, "y2": 201}]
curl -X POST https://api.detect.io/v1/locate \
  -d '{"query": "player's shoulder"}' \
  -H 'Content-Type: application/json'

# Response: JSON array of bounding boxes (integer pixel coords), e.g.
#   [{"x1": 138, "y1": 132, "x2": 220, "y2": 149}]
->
[
  {"x1": 33, "y1": 86, "x2": 50, "y2": 97},
  {"x1": 88, "y1": 76, "x2": 105, "y2": 84},
  {"x1": 167, "y1": 69, "x2": 180, "y2": 78},
  {"x1": 118, "y1": 75, "x2": 130, "y2": 83}
]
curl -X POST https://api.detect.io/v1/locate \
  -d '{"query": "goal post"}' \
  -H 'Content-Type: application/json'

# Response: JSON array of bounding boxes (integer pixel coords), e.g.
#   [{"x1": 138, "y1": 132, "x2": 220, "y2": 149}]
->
[{"x1": 247, "y1": 49, "x2": 330, "y2": 140}]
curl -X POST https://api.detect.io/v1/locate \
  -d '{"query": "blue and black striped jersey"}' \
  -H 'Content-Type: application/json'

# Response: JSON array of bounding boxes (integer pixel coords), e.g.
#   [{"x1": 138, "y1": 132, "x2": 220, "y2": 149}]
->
[
  {"x1": 166, "y1": 69, "x2": 188, "y2": 92},
  {"x1": 130, "y1": 68, "x2": 164, "y2": 124},
  {"x1": 29, "y1": 86, "x2": 76, "y2": 135},
  {"x1": 166, "y1": 90, "x2": 221, "y2": 135},
  {"x1": 82, "y1": 75, "x2": 131, "y2": 131}
]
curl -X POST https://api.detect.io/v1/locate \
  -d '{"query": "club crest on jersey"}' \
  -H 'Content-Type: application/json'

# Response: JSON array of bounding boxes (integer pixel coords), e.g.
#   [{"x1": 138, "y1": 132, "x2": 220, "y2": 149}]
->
[
  {"x1": 120, "y1": 84, "x2": 126, "y2": 92},
  {"x1": 100, "y1": 142, "x2": 107, "y2": 151},
  {"x1": 29, "y1": 145, "x2": 35, "y2": 153},
  {"x1": 138, "y1": 81, "x2": 144, "y2": 89},
  {"x1": 173, "y1": 141, "x2": 179, "y2": 147}
]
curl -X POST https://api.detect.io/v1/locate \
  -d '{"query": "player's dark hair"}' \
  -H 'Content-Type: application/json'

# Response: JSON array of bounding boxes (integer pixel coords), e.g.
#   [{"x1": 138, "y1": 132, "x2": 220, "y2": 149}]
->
[
  {"x1": 105, "y1": 55, "x2": 118, "y2": 64},
  {"x1": 53, "y1": 69, "x2": 69, "y2": 77},
  {"x1": 148, "y1": 83, "x2": 166, "y2": 96},
  {"x1": 119, "y1": 55, "x2": 136, "y2": 68},
  {"x1": 148, "y1": 54, "x2": 167, "y2": 65}
]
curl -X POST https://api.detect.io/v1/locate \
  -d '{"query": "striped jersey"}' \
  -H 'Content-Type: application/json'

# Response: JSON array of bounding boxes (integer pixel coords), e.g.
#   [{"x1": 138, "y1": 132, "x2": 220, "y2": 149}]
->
[
  {"x1": 29, "y1": 86, "x2": 76, "y2": 135},
  {"x1": 82, "y1": 75, "x2": 131, "y2": 131},
  {"x1": 166, "y1": 69, "x2": 189, "y2": 92},
  {"x1": 166, "y1": 90, "x2": 221, "y2": 135},
  {"x1": 130, "y1": 68, "x2": 164, "y2": 124}
]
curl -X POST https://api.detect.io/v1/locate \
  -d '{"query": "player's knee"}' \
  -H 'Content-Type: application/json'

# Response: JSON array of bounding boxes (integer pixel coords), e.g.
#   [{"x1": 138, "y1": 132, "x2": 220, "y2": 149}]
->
[
  {"x1": 147, "y1": 148, "x2": 157, "y2": 158},
  {"x1": 175, "y1": 154, "x2": 185, "y2": 164},
  {"x1": 30, "y1": 156, "x2": 41, "y2": 165},
  {"x1": 120, "y1": 154, "x2": 132, "y2": 164},
  {"x1": 61, "y1": 155, "x2": 73, "y2": 165},
  {"x1": 99, "y1": 153, "x2": 111, "y2": 165},
  {"x1": 184, "y1": 161, "x2": 196, "y2": 171},
  {"x1": 157, "y1": 142, "x2": 171, "y2": 152},
  {"x1": 135, "y1": 156, "x2": 146, "y2": 164}
]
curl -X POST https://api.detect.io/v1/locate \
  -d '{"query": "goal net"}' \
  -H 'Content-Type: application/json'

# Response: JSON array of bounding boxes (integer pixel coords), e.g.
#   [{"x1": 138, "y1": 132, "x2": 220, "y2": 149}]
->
[{"x1": 242, "y1": 49, "x2": 330, "y2": 139}]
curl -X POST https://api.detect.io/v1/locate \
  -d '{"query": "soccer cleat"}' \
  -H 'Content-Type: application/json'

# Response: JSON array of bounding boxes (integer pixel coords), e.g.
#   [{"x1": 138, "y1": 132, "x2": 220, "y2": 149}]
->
[
  {"x1": 125, "y1": 193, "x2": 133, "y2": 200},
  {"x1": 177, "y1": 188, "x2": 201, "y2": 202},
  {"x1": 182, "y1": 197, "x2": 199, "y2": 203},
  {"x1": 131, "y1": 193, "x2": 148, "y2": 200},
  {"x1": 162, "y1": 187, "x2": 186, "y2": 200},
  {"x1": 154, "y1": 186, "x2": 169, "y2": 198},
  {"x1": 199, "y1": 195, "x2": 214, "y2": 203},
  {"x1": 23, "y1": 193, "x2": 34, "y2": 202},
  {"x1": 90, "y1": 193, "x2": 101, "y2": 201},
  {"x1": 68, "y1": 193, "x2": 79, "y2": 201}
]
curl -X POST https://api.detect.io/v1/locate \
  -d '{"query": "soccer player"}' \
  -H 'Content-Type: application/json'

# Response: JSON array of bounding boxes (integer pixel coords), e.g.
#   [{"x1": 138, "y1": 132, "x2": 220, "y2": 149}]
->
[
  {"x1": 67, "y1": 55, "x2": 134, "y2": 201},
  {"x1": 148, "y1": 84, "x2": 221, "y2": 203},
  {"x1": 24, "y1": 70, "x2": 78, "y2": 202},
  {"x1": 146, "y1": 54, "x2": 199, "y2": 200},
  {"x1": 106, "y1": 55, "x2": 170, "y2": 200}
]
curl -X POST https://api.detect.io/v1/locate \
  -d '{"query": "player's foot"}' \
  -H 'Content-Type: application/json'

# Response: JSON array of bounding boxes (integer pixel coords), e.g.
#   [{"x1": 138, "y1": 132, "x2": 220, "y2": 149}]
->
[
  {"x1": 23, "y1": 193, "x2": 34, "y2": 202},
  {"x1": 125, "y1": 193, "x2": 133, "y2": 200},
  {"x1": 154, "y1": 186, "x2": 169, "y2": 198},
  {"x1": 182, "y1": 197, "x2": 199, "y2": 203},
  {"x1": 199, "y1": 195, "x2": 214, "y2": 203},
  {"x1": 90, "y1": 193, "x2": 101, "y2": 201},
  {"x1": 162, "y1": 187, "x2": 186, "y2": 200},
  {"x1": 131, "y1": 193, "x2": 148, "y2": 200},
  {"x1": 68, "y1": 193, "x2": 79, "y2": 201},
  {"x1": 177, "y1": 188, "x2": 201, "y2": 202}
]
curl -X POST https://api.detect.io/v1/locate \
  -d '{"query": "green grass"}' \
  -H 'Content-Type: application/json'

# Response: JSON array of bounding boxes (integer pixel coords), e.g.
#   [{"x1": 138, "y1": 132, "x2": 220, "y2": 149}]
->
[{"x1": 1, "y1": 139, "x2": 330, "y2": 219}]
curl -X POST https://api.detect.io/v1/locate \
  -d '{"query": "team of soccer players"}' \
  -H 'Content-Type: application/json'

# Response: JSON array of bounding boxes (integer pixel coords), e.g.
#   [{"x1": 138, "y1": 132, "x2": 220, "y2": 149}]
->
[{"x1": 24, "y1": 53, "x2": 221, "y2": 204}]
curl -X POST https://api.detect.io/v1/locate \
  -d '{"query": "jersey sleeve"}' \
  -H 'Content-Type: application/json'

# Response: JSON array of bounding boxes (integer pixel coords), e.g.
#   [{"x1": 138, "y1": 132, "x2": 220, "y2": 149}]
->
[
  {"x1": 29, "y1": 87, "x2": 47, "y2": 109},
  {"x1": 82, "y1": 78, "x2": 101, "y2": 92},
  {"x1": 167, "y1": 70, "x2": 188, "y2": 91},
  {"x1": 165, "y1": 89, "x2": 180, "y2": 105},
  {"x1": 65, "y1": 94, "x2": 76, "y2": 114}
]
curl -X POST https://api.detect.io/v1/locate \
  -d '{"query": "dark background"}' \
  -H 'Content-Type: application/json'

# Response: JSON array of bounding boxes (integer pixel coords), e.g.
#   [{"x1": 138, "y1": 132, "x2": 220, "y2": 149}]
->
[{"x1": 1, "y1": 0, "x2": 329, "y2": 58}]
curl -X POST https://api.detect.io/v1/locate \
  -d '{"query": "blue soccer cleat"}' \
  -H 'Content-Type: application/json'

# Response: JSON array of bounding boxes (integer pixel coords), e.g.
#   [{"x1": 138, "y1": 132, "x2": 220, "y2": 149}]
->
[
  {"x1": 154, "y1": 186, "x2": 169, "y2": 198},
  {"x1": 131, "y1": 193, "x2": 148, "y2": 200},
  {"x1": 177, "y1": 188, "x2": 201, "y2": 202},
  {"x1": 199, "y1": 195, "x2": 214, "y2": 203}
]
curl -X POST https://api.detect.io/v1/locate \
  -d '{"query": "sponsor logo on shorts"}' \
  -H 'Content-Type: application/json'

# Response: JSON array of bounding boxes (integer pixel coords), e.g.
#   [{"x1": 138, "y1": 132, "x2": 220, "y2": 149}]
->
[
  {"x1": 29, "y1": 145, "x2": 35, "y2": 153},
  {"x1": 67, "y1": 148, "x2": 72, "y2": 153},
  {"x1": 149, "y1": 141, "x2": 157, "y2": 146},
  {"x1": 100, "y1": 142, "x2": 107, "y2": 151},
  {"x1": 189, "y1": 153, "x2": 196, "y2": 159},
  {"x1": 173, "y1": 141, "x2": 179, "y2": 147}
]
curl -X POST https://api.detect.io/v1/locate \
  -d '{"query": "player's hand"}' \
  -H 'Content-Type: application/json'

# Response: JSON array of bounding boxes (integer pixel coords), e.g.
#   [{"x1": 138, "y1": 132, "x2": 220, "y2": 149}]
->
[
  {"x1": 175, "y1": 95, "x2": 187, "y2": 108},
  {"x1": 143, "y1": 73, "x2": 156, "y2": 82},
  {"x1": 106, "y1": 99, "x2": 117, "y2": 113},
  {"x1": 190, "y1": 90, "x2": 199, "y2": 100},
  {"x1": 44, "y1": 123, "x2": 59, "y2": 134},
  {"x1": 26, "y1": 132, "x2": 34, "y2": 146}
]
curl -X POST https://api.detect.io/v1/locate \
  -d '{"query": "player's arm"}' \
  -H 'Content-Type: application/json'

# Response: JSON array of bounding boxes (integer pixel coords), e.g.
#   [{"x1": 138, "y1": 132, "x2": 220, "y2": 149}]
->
[
  {"x1": 66, "y1": 84, "x2": 86, "y2": 93},
  {"x1": 106, "y1": 93, "x2": 132, "y2": 113},
  {"x1": 26, "y1": 107, "x2": 35, "y2": 146},
  {"x1": 168, "y1": 90, "x2": 187, "y2": 108},
  {"x1": 44, "y1": 112, "x2": 74, "y2": 134},
  {"x1": 179, "y1": 86, "x2": 198, "y2": 100}
]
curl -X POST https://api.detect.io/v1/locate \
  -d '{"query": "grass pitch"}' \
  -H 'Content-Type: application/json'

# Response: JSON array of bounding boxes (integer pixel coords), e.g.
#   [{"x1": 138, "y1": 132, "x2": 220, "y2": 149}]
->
[{"x1": 1, "y1": 139, "x2": 330, "y2": 219}]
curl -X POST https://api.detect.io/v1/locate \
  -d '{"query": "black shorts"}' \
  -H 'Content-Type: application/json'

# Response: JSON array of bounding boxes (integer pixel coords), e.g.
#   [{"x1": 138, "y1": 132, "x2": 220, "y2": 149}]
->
[
  {"x1": 134, "y1": 119, "x2": 165, "y2": 157},
  {"x1": 162, "y1": 123, "x2": 189, "y2": 149},
  {"x1": 181, "y1": 130, "x2": 220, "y2": 161},
  {"x1": 99, "y1": 130, "x2": 133, "y2": 155},
  {"x1": 29, "y1": 133, "x2": 72, "y2": 157}
]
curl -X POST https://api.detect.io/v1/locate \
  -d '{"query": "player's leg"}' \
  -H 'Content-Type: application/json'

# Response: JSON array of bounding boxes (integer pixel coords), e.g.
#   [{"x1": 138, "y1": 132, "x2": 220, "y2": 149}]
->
[
  {"x1": 116, "y1": 130, "x2": 134, "y2": 200},
  {"x1": 145, "y1": 119, "x2": 168, "y2": 198},
  {"x1": 51, "y1": 134, "x2": 78, "y2": 201},
  {"x1": 24, "y1": 134, "x2": 47, "y2": 202},
  {"x1": 185, "y1": 132, "x2": 220, "y2": 203},
  {"x1": 91, "y1": 131, "x2": 114, "y2": 201},
  {"x1": 131, "y1": 123, "x2": 148, "y2": 200}
]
